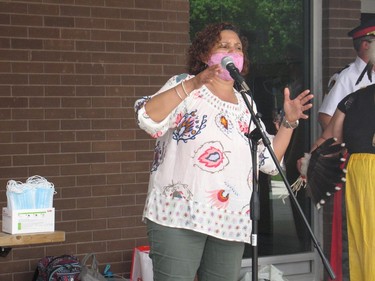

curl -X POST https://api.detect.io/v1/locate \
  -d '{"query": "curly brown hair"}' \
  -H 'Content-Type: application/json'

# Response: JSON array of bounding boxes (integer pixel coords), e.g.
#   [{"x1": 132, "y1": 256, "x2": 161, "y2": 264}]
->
[{"x1": 187, "y1": 22, "x2": 249, "y2": 76}]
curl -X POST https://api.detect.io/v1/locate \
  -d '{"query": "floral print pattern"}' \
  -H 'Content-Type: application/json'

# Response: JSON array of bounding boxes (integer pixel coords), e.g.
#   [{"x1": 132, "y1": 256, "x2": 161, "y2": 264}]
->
[{"x1": 135, "y1": 74, "x2": 279, "y2": 243}]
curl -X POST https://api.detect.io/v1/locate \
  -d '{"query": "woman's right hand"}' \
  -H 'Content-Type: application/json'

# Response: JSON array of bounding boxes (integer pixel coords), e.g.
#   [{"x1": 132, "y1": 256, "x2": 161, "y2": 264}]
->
[{"x1": 193, "y1": 64, "x2": 223, "y2": 87}]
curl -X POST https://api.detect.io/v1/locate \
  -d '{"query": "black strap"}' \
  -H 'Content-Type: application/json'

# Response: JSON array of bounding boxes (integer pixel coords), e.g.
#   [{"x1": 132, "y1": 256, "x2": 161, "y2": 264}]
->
[{"x1": 31, "y1": 266, "x2": 39, "y2": 281}]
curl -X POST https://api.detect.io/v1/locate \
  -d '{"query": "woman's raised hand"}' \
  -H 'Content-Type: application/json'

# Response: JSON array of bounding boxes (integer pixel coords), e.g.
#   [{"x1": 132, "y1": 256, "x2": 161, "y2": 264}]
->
[{"x1": 283, "y1": 87, "x2": 313, "y2": 122}]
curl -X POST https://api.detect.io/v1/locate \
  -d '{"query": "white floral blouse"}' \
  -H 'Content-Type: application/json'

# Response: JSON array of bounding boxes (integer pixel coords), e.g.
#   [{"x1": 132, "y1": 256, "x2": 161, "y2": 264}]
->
[{"x1": 134, "y1": 74, "x2": 279, "y2": 243}]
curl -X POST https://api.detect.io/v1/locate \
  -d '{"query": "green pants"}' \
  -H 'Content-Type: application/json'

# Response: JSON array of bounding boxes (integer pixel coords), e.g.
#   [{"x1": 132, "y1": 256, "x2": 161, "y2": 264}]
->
[{"x1": 147, "y1": 219, "x2": 245, "y2": 281}]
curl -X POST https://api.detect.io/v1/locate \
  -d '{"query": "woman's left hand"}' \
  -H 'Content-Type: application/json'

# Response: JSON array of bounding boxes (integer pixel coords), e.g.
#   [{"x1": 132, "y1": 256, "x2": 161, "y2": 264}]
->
[{"x1": 283, "y1": 88, "x2": 313, "y2": 122}]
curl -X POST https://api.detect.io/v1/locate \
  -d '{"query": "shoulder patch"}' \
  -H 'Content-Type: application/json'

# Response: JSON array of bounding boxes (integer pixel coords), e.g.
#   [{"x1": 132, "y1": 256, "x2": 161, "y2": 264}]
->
[{"x1": 327, "y1": 64, "x2": 351, "y2": 92}]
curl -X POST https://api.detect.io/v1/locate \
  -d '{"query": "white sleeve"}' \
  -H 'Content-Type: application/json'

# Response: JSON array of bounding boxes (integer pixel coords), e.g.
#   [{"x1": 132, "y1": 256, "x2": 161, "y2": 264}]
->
[
  {"x1": 134, "y1": 74, "x2": 193, "y2": 138},
  {"x1": 258, "y1": 137, "x2": 280, "y2": 176},
  {"x1": 319, "y1": 78, "x2": 350, "y2": 116}
]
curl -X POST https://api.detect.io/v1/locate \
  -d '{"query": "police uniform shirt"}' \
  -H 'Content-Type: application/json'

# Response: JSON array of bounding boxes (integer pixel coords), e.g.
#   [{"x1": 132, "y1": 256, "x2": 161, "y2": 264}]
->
[{"x1": 319, "y1": 56, "x2": 375, "y2": 117}]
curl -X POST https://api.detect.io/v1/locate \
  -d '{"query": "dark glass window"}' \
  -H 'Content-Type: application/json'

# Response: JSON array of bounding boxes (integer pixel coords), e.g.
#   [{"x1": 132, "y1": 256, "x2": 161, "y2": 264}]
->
[{"x1": 190, "y1": 0, "x2": 312, "y2": 257}]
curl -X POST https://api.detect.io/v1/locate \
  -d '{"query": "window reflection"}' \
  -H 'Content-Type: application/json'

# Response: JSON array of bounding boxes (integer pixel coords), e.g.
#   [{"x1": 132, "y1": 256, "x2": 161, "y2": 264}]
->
[{"x1": 243, "y1": 7, "x2": 311, "y2": 256}]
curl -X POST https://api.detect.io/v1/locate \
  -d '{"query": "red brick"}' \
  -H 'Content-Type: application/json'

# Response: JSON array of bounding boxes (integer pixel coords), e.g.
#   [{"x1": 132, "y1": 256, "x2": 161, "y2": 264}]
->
[
  {"x1": 92, "y1": 140, "x2": 121, "y2": 152},
  {"x1": 13, "y1": 132, "x2": 44, "y2": 143},
  {"x1": 92, "y1": 184, "x2": 122, "y2": 196},
  {"x1": 13, "y1": 155, "x2": 45, "y2": 166},
  {"x1": 92, "y1": 75, "x2": 121, "y2": 85},
  {"x1": 66, "y1": 231, "x2": 94, "y2": 243},
  {"x1": 11, "y1": 14, "x2": 43, "y2": 26},
  {"x1": 29, "y1": 27, "x2": 60, "y2": 39},
  {"x1": 45, "y1": 109, "x2": 75, "y2": 119},
  {"x1": 28, "y1": 3, "x2": 59, "y2": 15},
  {"x1": 106, "y1": 0, "x2": 135, "y2": 8},
  {"x1": 0, "y1": 143, "x2": 27, "y2": 154},
  {"x1": 77, "y1": 152, "x2": 106, "y2": 163},
  {"x1": 105, "y1": 108, "x2": 131, "y2": 118},
  {"x1": 106, "y1": 86, "x2": 134, "y2": 96},
  {"x1": 107, "y1": 238, "x2": 136, "y2": 251},
  {"x1": 0, "y1": 2, "x2": 27, "y2": 14},
  {"x1": 74, "y1": 18, "x2": 105, "y2": 29},
  {"x1": 120, "y1": 9, "x2": 149, "y2": 20},
  {"x1": 105, "y1": 129, "x2": 135, "y2": 141},
  {"x1": 0, "y1": 260, "x2": 30, "y2": 274},
  {"x1": 60, "y1": 5, "x2": 91, "y2": 17},
  {"x1": 106, "y1": 41, "x2": 135, "y2": 52},
  {"x1": 104, "y1": 64, "x2": 134, "y2": 74},
  {"x1": 11, "y1": 38, "x2": 43, "y2": 50},
  {"x1": 77, "y1": 196, "x2": 107, "y2": 209},
  {"x1": 76, "y1": 130, "x2": 106, "y2": 141},
  {"x1": 0, "y1": 166, "x2": 28, "y2": 179},
  {"x1": 77, "y1": 175, "x2": 107, "y2": 186},
  {"x1": 61, "y1": 142, "x2": 91, "y2": 153},
  {"x1": 61, "y1": 74, "x2": 92, "y2": 85},
  {"x1": 91, "y1": 7, "x2": 122, "y2": 19},
  {"x1": 0, "y1": 156, "x2": 12, "y2": 166},
  {"x1": 29, "y1": 74, "x2": 60, "y2": 85},
  {"x1": 47, "y1": 175, "x2": 76, "y2": 188},
  {"x1": 29, "y1": 120, "x2": 60, "y2": 131},
  {"x1": 107, "y1": 173, "x2": 136, "y2": 185},
  {"x1": 44, "y1": 86, "x2": 75, "y2": 97},
  {"x1": 43, "y1": 39, "x2": 75, "y2": 50},
  {"x1": 92, "y1": 119, "x2": 121, "y2": 129},
  {"x1": 45, "y1": 153, "x2": 76, "y2": 165},
  {"x1": 76, "y1": 241, "x2": 107, "y2": 254},
  {"x1": 107, "y1": 19, "x2": 135, "y2": 31},
  {"x1": 12, "y1": 62, "x2": 43, "y2": 73},
  {"x1": 12, "y1": 108, "x2": 44, "y2": 119},
  {"x1": 0, "y1": 74, "x2": 28, "y2": 84},
  {"x1": 76, "y1": 86, "x2": 105, "y2": 96},
  {"x1": 135, "y1": 0, "x2": 162, "y2": 9},
  {"x1": 12, "y1": 246, "x2": 46, "y2": 260},
  {"x1": 0, "y1": 26, "x2": 27, "y2": 37},
  {"x1": 28, "y1": 165, "x2": 61, "y2": 177},
  {"x1": 120, "y1": 31, "x2": 149, "y2": 42},
  {"x1": 45, "y1": 131, "x2": 75, "y2": 142},
  {"x1": 76, "y1": 40, "x2": 105, "y2": 52}
]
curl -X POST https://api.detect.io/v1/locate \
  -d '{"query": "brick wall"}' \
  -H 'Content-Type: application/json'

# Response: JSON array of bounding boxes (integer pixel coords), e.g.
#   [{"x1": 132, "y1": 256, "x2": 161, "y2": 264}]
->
[
  {"x1": 0, "y1": 1, "x2": 190, "y2": 280},
  {"x1": 321, "y1": 0, "x2": 360, "y2": 278},
  {"x1": 322, "y1": 0, "x2": 361, "y2": 95}
]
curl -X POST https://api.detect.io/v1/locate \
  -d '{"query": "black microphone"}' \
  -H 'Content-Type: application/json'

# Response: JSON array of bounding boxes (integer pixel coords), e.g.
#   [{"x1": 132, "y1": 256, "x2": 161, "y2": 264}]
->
[{"x1": 221, "y1": 56, "x2": 250, "y2": 91}]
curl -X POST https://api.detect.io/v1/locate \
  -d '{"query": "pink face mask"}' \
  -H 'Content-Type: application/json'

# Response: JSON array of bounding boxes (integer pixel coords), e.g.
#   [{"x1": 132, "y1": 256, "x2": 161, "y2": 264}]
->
[{"x1": 207, "y1": 52, "x2": 244, "y2": 81}]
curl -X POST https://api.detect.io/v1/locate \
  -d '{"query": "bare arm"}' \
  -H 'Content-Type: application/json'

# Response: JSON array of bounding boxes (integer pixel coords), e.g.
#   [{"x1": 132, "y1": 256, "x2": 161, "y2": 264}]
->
[
  {"x1": 318, "y1": 112, "x2": 332, "y2": 131},
  {"x1": 311, "y1": 109, "x2": 345, "y2": 151},
  {"x1": 144, "y1": 65, "x2": 222, "y2": 123}
]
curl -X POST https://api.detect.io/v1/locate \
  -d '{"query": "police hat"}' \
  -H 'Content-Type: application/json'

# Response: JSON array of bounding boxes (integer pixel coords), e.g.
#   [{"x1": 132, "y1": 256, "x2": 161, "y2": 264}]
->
[{"x1": 348, "y1": 19, "x2": 375, "y2": 39}]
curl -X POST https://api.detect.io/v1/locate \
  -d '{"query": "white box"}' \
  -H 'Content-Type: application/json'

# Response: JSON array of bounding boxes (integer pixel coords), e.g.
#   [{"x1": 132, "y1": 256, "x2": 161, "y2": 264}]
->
[{"x1": 2, "y1": 207, "x2": 55, "y2": 234}]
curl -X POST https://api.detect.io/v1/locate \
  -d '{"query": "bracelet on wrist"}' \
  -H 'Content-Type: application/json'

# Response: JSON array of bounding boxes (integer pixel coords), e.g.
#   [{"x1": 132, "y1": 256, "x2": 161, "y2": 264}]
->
[
  {"x1": 181, "y1": 81, "x2": 189, "y2": 97},
  {"x1": 174, "y1": 87, "x2": 183, "y2": 100},
  {"x1": 281, "y1": 117, "x2": 299, "y2": 129}
]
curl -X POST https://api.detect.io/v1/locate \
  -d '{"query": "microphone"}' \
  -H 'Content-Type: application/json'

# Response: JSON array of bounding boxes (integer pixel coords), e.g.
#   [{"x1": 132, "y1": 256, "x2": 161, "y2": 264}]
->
[{"x1": 221, "y1": 56, "x2": 250, "y2": 91}]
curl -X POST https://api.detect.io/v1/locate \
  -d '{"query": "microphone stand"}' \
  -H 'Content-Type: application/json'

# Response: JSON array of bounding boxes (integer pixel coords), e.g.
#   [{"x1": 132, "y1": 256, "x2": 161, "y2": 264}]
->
[{"x1": 236, "y1": 82, "x2": 336, "y2": 281}]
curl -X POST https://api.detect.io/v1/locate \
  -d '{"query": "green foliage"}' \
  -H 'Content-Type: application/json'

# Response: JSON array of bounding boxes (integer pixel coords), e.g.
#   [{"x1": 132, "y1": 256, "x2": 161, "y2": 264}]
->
[
  {"x1": 190, "y1": 0, "x2": 251, "y2": 36},
  {"x1": 189, "y1": 0, "x2": 304, "y2": 64}
]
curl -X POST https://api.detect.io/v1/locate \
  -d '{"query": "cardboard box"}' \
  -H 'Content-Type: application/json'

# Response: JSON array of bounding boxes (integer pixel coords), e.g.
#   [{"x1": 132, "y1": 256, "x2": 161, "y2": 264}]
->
[{"x1": 2, "y1": 207, "x2": 55, "y2": 234}]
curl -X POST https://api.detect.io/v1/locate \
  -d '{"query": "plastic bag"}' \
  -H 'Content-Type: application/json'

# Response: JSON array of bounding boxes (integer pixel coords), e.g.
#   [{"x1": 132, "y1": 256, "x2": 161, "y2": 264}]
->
[
  {"x1": 239, "y1": 265, "x2": 289, "y2": 281},
  {"x1": 130, "y1": 246, "x2": 153, "y2": 281},
  {"x1": 79, "y1": 253, "x2": 107, "y2": 281}
]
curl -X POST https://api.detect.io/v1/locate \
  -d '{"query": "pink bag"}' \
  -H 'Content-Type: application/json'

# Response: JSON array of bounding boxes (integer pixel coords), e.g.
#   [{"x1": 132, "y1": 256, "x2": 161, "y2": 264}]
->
[{"x1": 130, "y1": 246, "x2": 154, "y2": 281}]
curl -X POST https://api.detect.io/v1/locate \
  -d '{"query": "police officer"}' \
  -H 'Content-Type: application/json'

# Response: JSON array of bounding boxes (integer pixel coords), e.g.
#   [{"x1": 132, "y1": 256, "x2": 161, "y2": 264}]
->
[{"x1": 319, "y1": 18, "x2": 375, "y2": 130}]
